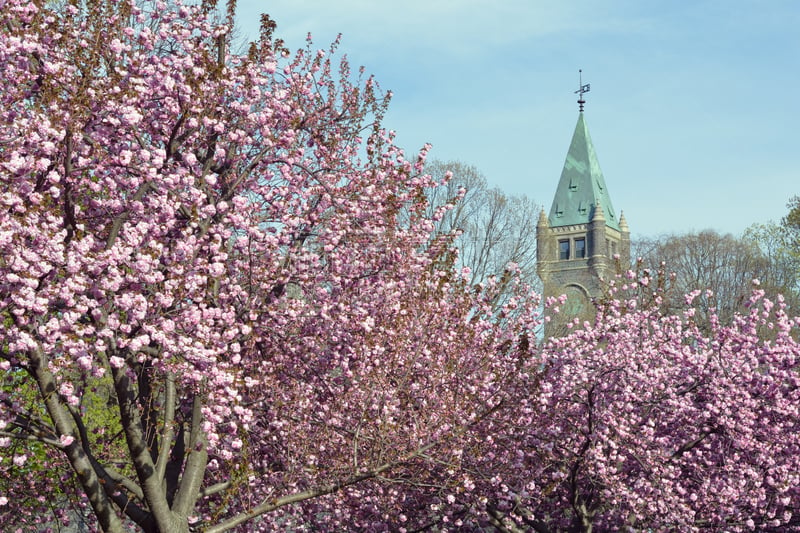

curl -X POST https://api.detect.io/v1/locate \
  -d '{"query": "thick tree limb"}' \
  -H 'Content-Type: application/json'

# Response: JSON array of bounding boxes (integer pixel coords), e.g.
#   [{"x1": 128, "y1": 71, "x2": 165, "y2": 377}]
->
[
  {"x1": 155, "y1": 373, "x2": 177, "y2": 484},
  {"x1": 29, "y1": 346, "x2": 126, "y2": 533},
  {"x1": 111, "y1": 354, "x2": 185, "y2": 532},
  {"x1": 172, "y1": 394, "x2": 208, "y2": 518}
]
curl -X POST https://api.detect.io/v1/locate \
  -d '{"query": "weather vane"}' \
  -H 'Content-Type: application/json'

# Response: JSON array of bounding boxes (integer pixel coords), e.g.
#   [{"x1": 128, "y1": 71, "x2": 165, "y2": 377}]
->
[{"x1": 575, "y1": 69, "x2": 590, "y2": 112}]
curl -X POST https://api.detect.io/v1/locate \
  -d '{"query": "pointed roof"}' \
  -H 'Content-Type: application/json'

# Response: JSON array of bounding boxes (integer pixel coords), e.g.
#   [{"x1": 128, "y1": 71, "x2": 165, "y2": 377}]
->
[{"x1": 548, "y1": 112, "x2": 620, "y2": 231}]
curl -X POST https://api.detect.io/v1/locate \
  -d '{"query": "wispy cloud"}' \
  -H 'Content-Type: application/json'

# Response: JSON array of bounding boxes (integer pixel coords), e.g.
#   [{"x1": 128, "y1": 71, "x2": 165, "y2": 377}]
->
[{"x1": 238, "y1": 1, "x2": 652, "y2": 61}]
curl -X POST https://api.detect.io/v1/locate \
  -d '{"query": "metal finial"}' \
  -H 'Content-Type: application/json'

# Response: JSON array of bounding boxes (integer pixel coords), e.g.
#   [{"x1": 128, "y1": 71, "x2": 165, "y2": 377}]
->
[{"x1": 575, "y1": 69, "x2": 590, "y2": 112}]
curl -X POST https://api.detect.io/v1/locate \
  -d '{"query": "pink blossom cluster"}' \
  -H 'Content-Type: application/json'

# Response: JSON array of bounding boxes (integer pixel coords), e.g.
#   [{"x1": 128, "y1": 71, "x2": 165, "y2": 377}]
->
[{"x1": 454, "y1": 278, "x2": 800, "y2": 532}]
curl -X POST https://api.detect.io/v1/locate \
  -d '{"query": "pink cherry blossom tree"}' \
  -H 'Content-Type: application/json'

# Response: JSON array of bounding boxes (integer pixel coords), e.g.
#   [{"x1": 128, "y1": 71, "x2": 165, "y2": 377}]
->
[
  {"x1": 0, "y1": 1, "x2": 542, "y2": 531},
  {"x1": 461, "y1": 274, "x2": 800, "y2": 532}
]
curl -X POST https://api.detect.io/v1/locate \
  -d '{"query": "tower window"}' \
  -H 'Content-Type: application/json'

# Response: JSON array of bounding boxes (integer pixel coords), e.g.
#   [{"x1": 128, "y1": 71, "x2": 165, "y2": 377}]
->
[
  {"x1": 575, "y1": 238, "x2": 586, "y2": 258},
  {"x1": 559, "y1": 240, "x2": 570, "y2": 260}
]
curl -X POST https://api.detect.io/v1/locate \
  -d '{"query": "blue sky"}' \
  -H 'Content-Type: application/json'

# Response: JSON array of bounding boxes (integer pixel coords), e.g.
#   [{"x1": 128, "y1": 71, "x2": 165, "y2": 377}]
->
[{"x1": 235, "y1": 1, "x2": 799, "y2": 238}]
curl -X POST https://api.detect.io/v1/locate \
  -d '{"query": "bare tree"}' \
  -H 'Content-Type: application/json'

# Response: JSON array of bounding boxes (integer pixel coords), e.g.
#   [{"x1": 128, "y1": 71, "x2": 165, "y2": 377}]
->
[
  {"x1": 633, "y1": 230, "x2": 800, "y2": 326},
  {"x1": 424, "y1": 160, "x2": 541, "y2": 292}
]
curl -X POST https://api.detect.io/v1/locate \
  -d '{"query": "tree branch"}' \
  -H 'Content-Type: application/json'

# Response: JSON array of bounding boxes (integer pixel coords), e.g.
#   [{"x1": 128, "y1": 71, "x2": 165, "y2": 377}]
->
[
  {"x1": 172, "y1": 393, "x2": 208, "y2": 517},
  {"x1": 198, "y1": 481, "x2": 231, "y2": 498},
  {"x1": 155, "y1": 372, "x2": 177, "y2": 484},
  {"x1": 203, "y1": 440, "x2": 440, "y2": 533},
  {"x1": 104, "y1": 181, "x2": 153, "y2": 250},
  {"x1": 670, "y1": 428, "x2": 718, "y2": 460}
]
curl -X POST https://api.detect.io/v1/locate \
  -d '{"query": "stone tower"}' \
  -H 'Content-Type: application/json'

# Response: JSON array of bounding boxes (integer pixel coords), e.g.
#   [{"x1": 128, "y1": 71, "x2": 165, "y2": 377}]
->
[{"x1": 537, "y1": 101, "x2": 630, "y2": 334}]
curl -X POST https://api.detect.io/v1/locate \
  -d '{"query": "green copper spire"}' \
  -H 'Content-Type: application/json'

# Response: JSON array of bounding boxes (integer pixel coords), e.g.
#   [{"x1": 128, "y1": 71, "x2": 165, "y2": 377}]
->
[{"x1": 548, "y1": 112, "x2": 620, "y2": 231}]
